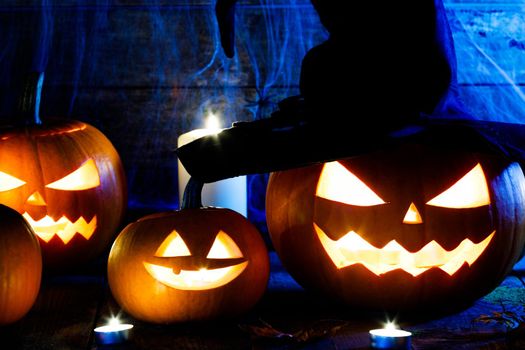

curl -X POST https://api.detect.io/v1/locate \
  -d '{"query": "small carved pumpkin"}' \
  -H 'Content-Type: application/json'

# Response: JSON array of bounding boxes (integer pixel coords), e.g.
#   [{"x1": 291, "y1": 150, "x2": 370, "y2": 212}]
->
[
  {"x1": 267, "y1": 141, "x2": 525, "y2": 311},
  {"x1": 0, "y1": 73, "x2": 126, "y2": 269},
  {"x1": 0, "y1": 204, "x2": 42, "y2": 325},
  {"x1": 108, "y1": 179, "x2": 269, "y2": 323}
]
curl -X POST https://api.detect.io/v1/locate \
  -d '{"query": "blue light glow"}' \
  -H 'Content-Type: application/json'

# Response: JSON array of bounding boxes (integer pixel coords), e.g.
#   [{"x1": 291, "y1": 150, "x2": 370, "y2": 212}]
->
[{"x1": 0, "y1": 0, "x2": 523, "y2": 223}]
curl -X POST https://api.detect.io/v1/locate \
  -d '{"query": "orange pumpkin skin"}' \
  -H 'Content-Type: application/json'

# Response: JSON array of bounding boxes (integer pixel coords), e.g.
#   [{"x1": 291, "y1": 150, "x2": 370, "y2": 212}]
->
[
  {"x1": 108, "y1": 208, "x2": 269, "y2": 323},
  {"x1": 0, "y1": 204, "x2": 42, "y2": 325},
  {"x1": 0, "y1": 120, "x2": 126, "y2": 270},
  {"x1": 267, "y1": 144, "x2": 525, "y2": 311}
]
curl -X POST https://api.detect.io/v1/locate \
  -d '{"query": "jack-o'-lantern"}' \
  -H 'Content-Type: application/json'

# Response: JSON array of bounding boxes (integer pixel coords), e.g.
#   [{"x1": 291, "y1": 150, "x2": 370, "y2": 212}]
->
[
  {"x1": 108, "y1": 179, "x2": 269, "y2": 323},
  {"x1": 0, "y1": 73, "x2": 126, "y2": 269},
  {"x1": 267, "y1": 142, "x2": 525, "y2": 311},
  {"x1": 0, "y1": 204, "x2": 42, "y2": 325}
]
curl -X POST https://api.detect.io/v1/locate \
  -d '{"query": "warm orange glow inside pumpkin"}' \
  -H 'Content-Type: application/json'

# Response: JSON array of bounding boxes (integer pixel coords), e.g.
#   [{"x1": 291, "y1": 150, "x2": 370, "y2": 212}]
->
[
  {"x1": 27, "y1": 191, "x2": 46, "y2": 206},
  {"x1": 46, "y1": 159, "x2": 100, "y2": 191},
  {"x1": 206, "y1": 231, "x2": 243, "y2": 259},
  {"x1": 402, "y1": 203, "x2": 422, "y2": 224},
  {"x1": 155, "y1": 230, "x2": 192, "y2": 257},
  {"x1": 0, "y1": 171, "x2": 26, "y2": 191},
  {"x1": 316, "y1": 161, "x2": 386, "y2": 206},
  {"x1": 426, "y1": 163, "x2": 490, "y2": 208},
  {"x1": 314, "y1": 162, "x2": 495, "y2": 277},
  {"x1": 143, "y1": 230, "x2": 248, "y2": 290},
  {"x1": 0, "y1": 158, "x2": 102, "y2": 245},
  {"x1": 317, "y1": 162, "x2": 490, "y2": 209},
  {"x1": 22, "y1": 213, "x2": 97, "y2": 244},
  {"x1": 315, "y1": 224, "x2": 495, "y2": 276}
]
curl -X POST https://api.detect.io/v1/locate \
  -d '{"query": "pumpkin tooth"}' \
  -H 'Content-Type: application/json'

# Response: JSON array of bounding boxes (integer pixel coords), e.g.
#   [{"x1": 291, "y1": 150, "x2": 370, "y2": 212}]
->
[
  {"x1": 58, "y1": 219, "x2": 79, "y2": 244},
  {"x1": 414, "y1": 241, "x2": 447, "y2": 268},
  {"x1": 341, "y1": 249, "x2": 380, "y2": 266},
  {"x1": 73, "y1": 216, "x2": 97, "y2": 241},
  {"x1": 314, "y1": 223, "x2": 495, "y2": 277},
  {"x1": 21, "y1": 212, "x2": 97, "y2": 244},
  {"x1": 379, "y1": 241, "x2": 403, "y2": 265}
]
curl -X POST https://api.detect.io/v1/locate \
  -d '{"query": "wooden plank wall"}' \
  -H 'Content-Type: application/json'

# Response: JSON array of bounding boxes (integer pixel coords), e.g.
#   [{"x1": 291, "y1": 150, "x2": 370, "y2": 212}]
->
[{"x1": 0, "y1": 0, "x2": 524, "y2": 211}]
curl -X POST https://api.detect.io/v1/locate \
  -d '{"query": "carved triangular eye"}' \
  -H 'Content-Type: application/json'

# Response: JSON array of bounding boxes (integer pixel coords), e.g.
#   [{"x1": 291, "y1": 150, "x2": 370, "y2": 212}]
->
[
  {"x1": 206, "y1": 231, "x2": 243, "y2": 259},
  {"x1": 426, "y1": 163, "x2": 490, "y2": 208},
  {"x1": 155, "y1": 230, "x2": 191, "y2": 257},
  {"x1": 0, "y1": 171, "x2": 26, "y2": 192},
  {"x1": 46, "y1": 159, "x2": 100, "y2": 191},
  {"x1": 316, "y1": 161, "x2": 386, "y2": 206}
]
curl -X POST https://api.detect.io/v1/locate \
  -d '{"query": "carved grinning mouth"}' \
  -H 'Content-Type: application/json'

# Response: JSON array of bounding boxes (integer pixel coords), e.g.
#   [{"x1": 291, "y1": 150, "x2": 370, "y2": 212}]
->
[
  {"x1": 143, "y1": 261, "x2": 248, "y2": 290},
  {"x1": 22, "y1": 213, "x2": 97, "y2": 244},
  {"x1": 314, "y1": 224, "x2": 495, "y2": 277}
]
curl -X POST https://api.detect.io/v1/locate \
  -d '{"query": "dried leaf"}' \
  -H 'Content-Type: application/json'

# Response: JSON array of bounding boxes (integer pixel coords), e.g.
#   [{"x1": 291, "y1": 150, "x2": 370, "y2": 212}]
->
[
  {"x1": 292, "y1": 321, "x2": 347, "y2": 342},
  {"x1": 474, "y1": 310, "x2": 523, "y2": 330},
  {"x1": 239, "y1": 319, "x2": 348, "y2": 344},
  {"x1": 239, "y1": 320, "x2": 294, "y2": 340},
  {"x1": 474, "y1": 315, "x2": 497, "y2": 324}
]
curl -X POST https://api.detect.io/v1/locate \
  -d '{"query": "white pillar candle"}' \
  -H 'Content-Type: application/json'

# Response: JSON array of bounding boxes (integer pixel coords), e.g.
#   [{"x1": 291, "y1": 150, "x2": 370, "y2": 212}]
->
[{"x1": 177, "y1": 114, "x2": 247, "y2": 217}]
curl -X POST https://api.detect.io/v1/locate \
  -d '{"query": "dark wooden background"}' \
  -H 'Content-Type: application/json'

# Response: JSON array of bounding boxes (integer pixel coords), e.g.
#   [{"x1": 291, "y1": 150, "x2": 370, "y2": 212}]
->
[
  {"x1": 1, "y1": 0, "x2": 524, "y2": 214},
  {"x1": 0, "y1": 1, "x2": 525, "y2": 348}
]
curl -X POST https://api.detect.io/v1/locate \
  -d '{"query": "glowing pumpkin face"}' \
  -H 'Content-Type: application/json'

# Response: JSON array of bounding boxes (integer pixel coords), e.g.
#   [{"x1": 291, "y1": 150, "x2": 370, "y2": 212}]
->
[
  {"x1": 267, "y1": 143, "x2": 525, "y2": 311},
  {"x1": 314, "y1": 161, "x2": 494, "y2": 277},
  {"x1": 0, "y1": 120, "x2": 126, "y2": 270},
  {"x1": 143, "y1": 230, "x2": 248, "y2": 290},
  {"x1": 0, "y1": 159, "x2": 100, "y2": 244},
  {"x1": 108, "y1": 208, "x2": 269, "y2": 323}
]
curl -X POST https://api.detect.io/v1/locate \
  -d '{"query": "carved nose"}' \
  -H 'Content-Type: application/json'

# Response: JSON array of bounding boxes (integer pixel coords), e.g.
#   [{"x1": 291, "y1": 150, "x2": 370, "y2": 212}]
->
[
  {"x1": 26, "y1": 191, "x2": 47, "y2": 206},
  {"x1": 403, "y1": 202, "x2": 423, "y2": 224}
]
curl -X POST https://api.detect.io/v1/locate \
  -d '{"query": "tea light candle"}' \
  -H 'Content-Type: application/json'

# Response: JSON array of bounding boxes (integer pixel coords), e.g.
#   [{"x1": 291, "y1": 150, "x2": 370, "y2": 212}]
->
[
  {"x1": 177, "y1": 113, "x2": 247, "y2": 216},
  {"x1": 369, "y1": 322, "x2": 412, "y2": 349},
  {"x1": 94, "y1": 317, "x2": 133, "y2": 345}
]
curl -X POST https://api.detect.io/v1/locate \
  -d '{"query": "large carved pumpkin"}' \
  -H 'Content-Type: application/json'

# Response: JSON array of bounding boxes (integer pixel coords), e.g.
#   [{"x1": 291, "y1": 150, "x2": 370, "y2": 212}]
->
[
  {"x1": 0, "y1": 73, "x2": 126, "y2": 269},
  {"x1": 267, "y1": 141, "x2": 525, "y2": 311},
  {"x1": 0, "y1": 204, "x2": 42, "y2": 325},
  {"x1": 108, "y1": 179, "x2": 269, "y2": 323}
]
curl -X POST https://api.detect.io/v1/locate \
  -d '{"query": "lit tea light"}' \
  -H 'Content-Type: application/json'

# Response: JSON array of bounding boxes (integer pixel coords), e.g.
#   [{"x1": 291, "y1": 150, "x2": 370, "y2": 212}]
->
[
  {"x1": 369, "y1": 322, "x2": 412, "y2": 349},
  {"x1": 177, "y1": 112, "x2": 247, "y2": 216},
  {"x1": 94, "y1": 317, "x2": 133, "y2": 345}
]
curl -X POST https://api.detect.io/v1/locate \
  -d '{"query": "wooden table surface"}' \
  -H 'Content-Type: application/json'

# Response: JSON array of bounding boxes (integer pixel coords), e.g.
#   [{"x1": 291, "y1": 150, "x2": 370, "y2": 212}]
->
[{"x1": 2, "y1": 250, "x2": 525, "y2": 350}]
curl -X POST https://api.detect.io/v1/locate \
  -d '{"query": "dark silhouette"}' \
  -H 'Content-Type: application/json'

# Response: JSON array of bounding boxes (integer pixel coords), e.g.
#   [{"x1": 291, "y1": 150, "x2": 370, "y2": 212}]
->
[
  {"x1": 176, "y1": 0, "x2": 525, "y2": 183},
  {"x1": 216, "y1": 0, "x2": 459, "y2": 126}
]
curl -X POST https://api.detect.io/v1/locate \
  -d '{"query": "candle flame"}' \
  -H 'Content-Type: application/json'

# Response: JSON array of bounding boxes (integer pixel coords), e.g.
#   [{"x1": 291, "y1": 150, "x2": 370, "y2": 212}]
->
[
  {"x1": 205, "y1": 113, "x2": 221, "y2": 131},
  {"x1": 384, "y1": 321, "x2": 397, "y2": 330},
  {"x1": 108, "y1": 317, "x2": 121, "y2": 327}
]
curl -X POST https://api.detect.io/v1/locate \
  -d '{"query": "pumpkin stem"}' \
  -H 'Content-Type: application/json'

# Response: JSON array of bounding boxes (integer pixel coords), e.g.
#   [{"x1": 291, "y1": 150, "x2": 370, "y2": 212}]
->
[
  {"x1": 182, "y1": 177, "x2": 204, "y2": 209},
  {"x1": 18, "y1": 72, "x2": 44, "y2": 125}
]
